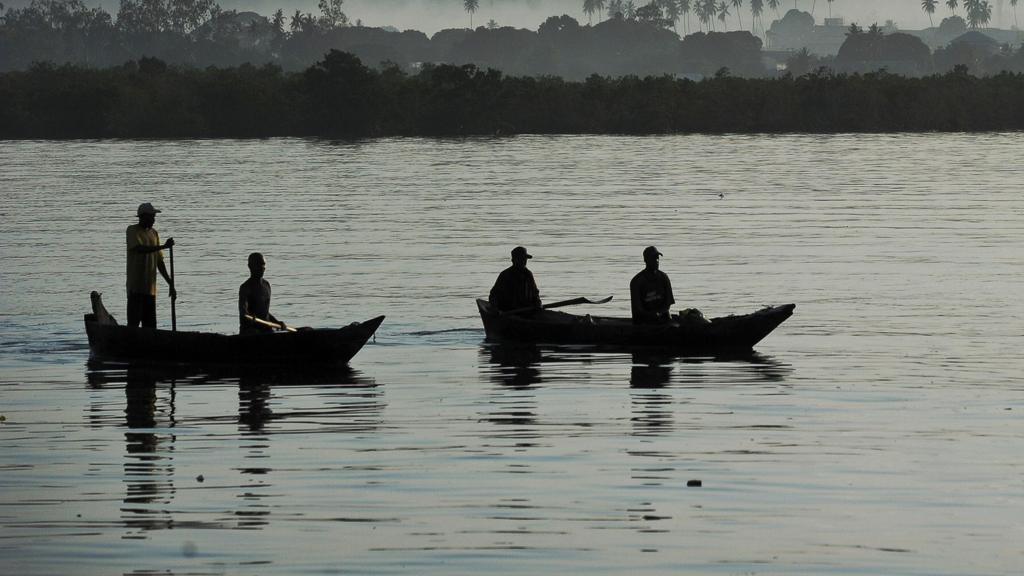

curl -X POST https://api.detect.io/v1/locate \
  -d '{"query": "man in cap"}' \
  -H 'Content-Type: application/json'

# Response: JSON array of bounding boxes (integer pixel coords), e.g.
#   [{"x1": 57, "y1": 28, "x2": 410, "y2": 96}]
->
[
  {"x1": 239, "y1": 252, "x2": 288, "y2": 334},
  {"x1": 126, "y1": 203, "x2": 175, "y2": 328},
  {"x1": 630, "y1": 246, "x2": 674, "y2": 324},
  {"x1": 489, "y1": 246, "x2": 542, "y2": 313}
]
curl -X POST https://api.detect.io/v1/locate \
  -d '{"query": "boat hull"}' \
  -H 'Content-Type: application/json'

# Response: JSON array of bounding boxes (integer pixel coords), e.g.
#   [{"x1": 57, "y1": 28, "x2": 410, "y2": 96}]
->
[
  {"x1": 477, "y1": 299, "x2": 794, "y2": 352},
  {"x1": 85, "y1": 293, "x2": 383, "y2": 365}
]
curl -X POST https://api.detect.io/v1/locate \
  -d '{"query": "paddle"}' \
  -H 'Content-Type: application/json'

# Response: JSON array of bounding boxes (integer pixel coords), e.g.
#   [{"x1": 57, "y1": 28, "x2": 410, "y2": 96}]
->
[
  {"x1": 503, "y1": 295, "x2": 613, "y2": 316},
  {"x1": 244, "y1": 314, "x2": 298, "y2": 332},
  {"x1": 169, "y1": 244, "x2": 176, "y2": 332}
]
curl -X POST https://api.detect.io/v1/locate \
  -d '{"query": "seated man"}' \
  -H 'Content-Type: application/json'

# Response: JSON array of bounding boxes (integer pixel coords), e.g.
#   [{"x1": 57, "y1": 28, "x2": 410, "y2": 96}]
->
[
  {"x1": 630, "y1": 246, "x2": 675, "y2": 324},
  {"x1": 239, "y1": 252, "x2": 287, "y2": 334},
  {"x1": 489, "y1": 246, "x2": 542, "y2": 313}
]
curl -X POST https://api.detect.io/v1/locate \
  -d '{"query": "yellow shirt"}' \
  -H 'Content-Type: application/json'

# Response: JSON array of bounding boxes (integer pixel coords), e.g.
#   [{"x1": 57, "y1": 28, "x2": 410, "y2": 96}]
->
[{"x1": 126, "y1": 224, "x2": 164, "y2": 295}]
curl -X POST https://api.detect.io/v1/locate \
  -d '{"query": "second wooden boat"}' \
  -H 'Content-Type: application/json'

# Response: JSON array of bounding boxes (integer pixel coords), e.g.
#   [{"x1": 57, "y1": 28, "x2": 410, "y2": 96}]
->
[{"x1": 477, "y1": 299, "x2": 795, "y2": 352}]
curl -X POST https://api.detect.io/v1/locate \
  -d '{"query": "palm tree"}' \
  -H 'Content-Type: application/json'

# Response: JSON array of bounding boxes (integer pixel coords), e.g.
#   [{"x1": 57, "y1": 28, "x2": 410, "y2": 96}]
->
[
  {"x1": 464, "y1": 0, "x2": 478, "y2": 28},
  {"x1": 680, "y1": 0, "x2": 692, "y2": 33},
  {"x1": 827, "y1": 0, "x2": 835, "y2": 18},
  {"x1": 1011, "y1": 0, "x2": 1019, "y2": 28},
  {"x1": 583, "y1": 0, "x2": 607, "y2": 23},
  {"x1": 718, "y1": 0, "x2": 730, "y2": 29},
  {"x1": 696, "y1": 0, "x2": 714, "y2": 30},
  {"x1": 768, "y1": 0, "x2": 781, "y2": 18},
  {"x1": 608, "y1": 0, "x2": 623, "y2": 19},
  {"x1": 663, "y1": 0, "x2": 682, "y2": 31},
  {"x1": 965, "y1": 0, "x2": 992, "y2": 27},
  {"x1": 731, "y1": 0, "x2": 744, "y2": 28},
  {"x1": 947, "y1": 0, "x2": 959, "y2": 12},
  {"x1": 706, "y1": 0, "x2": 719, "y2": 30},
  {"x1": 965, "y1": 0, "x2": 980, "y2": 27},
  {"x1": 922, "y1": 0, "x2": 938, "y2": 26},
  {"x1": 750, "y1": 0, "x2": 764, "y2": 35},
  {"x1": 624, "y1": 0, "x2": 637, "y2": 19}
]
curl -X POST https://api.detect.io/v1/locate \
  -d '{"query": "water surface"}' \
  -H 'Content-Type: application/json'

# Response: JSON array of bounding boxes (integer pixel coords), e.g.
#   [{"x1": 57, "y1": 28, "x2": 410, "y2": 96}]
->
[{"x1": 1, "y1": 134, "x2": 1022, "y2": 575}]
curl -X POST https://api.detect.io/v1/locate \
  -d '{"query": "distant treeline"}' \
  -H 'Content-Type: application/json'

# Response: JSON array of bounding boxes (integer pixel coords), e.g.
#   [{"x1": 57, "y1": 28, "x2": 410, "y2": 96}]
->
[
  {"x1": 0, "y1": 0, "x2": 764, "y2": 78},
  {"x1": 7, "y1": 0, "x2": 1024, "y2": 80},
  {"x1": 2, "y1": 50, "x2": 1023, "y2": 139}
]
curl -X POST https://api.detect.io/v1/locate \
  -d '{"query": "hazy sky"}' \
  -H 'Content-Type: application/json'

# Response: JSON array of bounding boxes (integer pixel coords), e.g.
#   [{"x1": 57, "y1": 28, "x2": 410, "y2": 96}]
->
[{"x1": 9, "y1": 0, "x2": 1024, "y2": 34}]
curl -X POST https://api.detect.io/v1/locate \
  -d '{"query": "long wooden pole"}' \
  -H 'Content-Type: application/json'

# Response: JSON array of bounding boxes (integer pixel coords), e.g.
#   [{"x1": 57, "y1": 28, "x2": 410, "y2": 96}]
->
[
  {"x1": 169, "y1": 245, "x2": 176, "y2": 332},
  {"x1": 244, "y1": 314, "x2": 297, "y2": 332},
  {"x1": 503, "y1": 295, "x2": 613, "y2": 316}
]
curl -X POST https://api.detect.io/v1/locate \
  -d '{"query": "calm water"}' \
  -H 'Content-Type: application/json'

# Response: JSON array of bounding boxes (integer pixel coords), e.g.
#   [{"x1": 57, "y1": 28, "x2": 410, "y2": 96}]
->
[{"x1": 1, "y1": 135, "x2": 1022, "y2": 575}]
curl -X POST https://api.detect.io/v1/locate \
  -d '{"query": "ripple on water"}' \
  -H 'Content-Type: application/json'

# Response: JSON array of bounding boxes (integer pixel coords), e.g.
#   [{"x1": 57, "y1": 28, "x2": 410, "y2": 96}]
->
[{"x1": 1, "y1": 135, "x2": 1022, "y2": 576}]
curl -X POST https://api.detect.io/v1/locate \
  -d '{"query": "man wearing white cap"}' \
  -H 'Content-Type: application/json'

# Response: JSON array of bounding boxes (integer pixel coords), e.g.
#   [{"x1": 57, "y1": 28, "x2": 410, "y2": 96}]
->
[
  {"x1": 630, "y1": 246, "x2": 674, "y2": 324},
  {"x1": 126, "y1": 203, "x2": 176, "y2": 328}
]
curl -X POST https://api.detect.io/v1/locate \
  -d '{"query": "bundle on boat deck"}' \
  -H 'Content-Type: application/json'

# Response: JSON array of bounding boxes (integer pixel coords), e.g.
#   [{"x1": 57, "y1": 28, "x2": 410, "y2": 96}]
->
[
  {"x1": 84, "y1": 292, "x2": 383, "y2": 365},
  {"x1": 477, "y1": 298, "x2": 795, "y2": 352}
]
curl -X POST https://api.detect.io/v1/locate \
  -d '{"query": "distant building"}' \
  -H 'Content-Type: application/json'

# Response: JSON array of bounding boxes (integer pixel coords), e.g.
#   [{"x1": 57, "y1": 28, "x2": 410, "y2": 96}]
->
[{"x1": 766, "y1": 10, "x2": 848, "y2": 56}]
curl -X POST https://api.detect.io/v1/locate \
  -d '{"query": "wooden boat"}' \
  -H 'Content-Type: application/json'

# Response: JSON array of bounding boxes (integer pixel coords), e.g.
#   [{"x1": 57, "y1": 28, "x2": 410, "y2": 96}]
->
[
  {"x1": 85, "y1": 292, "x2": 384, "y2": 365},
  {"x1": 477, "y1": 299, "x2": 795, "y2": 352}
]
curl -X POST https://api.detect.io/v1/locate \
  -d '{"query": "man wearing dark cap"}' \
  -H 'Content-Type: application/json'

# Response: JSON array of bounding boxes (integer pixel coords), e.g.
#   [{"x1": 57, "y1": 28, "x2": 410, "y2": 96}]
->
[
  {"x1": 630, "y1": 246, "x2": 674, "y2": 324},
  {"x1": 489, "y1": 246, "x2": 542, "y2": 313},
  {"x1": 239, "y1": 252, "x2": 287, "y2": 334},
  {"x1": 126, "y1": 203, "x2": 175, "y2": 328}
]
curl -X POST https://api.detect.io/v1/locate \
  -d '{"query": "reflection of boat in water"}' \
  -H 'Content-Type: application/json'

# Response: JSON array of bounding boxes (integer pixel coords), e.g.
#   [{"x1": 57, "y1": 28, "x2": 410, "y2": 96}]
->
[
  {"x1": 84, "y1": 358, "x2": 385, "y2": 535},
  {"x1": 478, "y1": 343, "x2": 793, "y2": 389},
  {"x1": 84, "y1": 292, "x2": 383, "y2": 365},
  {"x1": 87, "y1": 359, "x2": 369, "y2": 388},
  {"x1": 483, "y1": 343, "x2": 543, "y2": 389},
  {"x1": 630, "y1": 351, "x2": 674, "y2": 389},
  {"x1": 477, "y1": 299, "x2": 795, "y2": 353}
]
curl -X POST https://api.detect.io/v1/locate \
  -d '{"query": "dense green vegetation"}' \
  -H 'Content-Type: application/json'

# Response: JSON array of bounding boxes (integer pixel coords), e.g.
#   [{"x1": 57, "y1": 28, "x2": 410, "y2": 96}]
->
[{"x1": 2, "y1": 50, "x2": 1022, "y2": 138}]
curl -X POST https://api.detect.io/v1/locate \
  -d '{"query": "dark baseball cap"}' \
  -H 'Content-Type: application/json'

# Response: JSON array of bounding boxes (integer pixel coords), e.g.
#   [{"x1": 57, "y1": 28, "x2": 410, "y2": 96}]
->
[
  {"x1": 643, "y1": 246, "x2": 662, "y2": 259},
  {"x1": 511, "y1": 246, "x2": 532, "y2": 259}
]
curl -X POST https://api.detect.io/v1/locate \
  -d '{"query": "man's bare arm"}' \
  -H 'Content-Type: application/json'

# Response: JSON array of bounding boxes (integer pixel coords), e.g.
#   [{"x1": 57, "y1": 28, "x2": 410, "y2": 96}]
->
[{"x1": 130, "y1": 237, "x2": 174, "y2": 254}]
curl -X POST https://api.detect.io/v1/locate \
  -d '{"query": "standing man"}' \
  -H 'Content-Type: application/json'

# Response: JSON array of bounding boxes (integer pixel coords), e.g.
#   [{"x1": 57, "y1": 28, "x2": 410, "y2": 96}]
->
[
  {"x1": 239, "y1": 252, "x2": 287, "y2": 334},
  {"x1": 630, "y1": 246, "x2": 674, "y2": 324},
  {"x1": 489, "y1": 246, "x2": 542, "y2": 313},
  {"x1": 126, "y1": 203, "x2": 175, "y2": 328}
]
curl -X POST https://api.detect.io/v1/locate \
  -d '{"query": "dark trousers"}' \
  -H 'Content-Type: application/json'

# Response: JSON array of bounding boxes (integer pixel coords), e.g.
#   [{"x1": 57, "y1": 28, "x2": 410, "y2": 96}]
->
[{"x1": 127, "y1": 292, "x2": 157, "y2": 328}]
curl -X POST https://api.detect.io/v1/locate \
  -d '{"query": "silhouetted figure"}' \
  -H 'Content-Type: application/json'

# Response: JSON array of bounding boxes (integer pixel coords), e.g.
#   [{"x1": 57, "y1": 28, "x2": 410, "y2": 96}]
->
[
  {"x1": 630, "y1": 246, "x2": 675, "y2": 325},
  {"x1": 126, "y1": 203, "x2": 175, "y2": 328},
  {"x1": 239, "y1": 252, "x2": 287, "y2": 334},
  {"x1": 489, "y1": 246, "x2": 541, "y2": 313}
]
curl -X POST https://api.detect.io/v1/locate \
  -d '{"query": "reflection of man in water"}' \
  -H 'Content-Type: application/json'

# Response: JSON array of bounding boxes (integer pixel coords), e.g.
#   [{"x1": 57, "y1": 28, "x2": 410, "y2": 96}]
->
[
  {"x1": 630, "y1": 246, "x2": 675, "y2": 325},
  {"x1": 126, "y1": 203, "x2": 175, "y2": 328},
  {"x1": 489, "y1": 246, "x2": 542, "y2": 313},
  {"x1": 239, "y1": 252, "x2": 287, "y2": 334}
]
